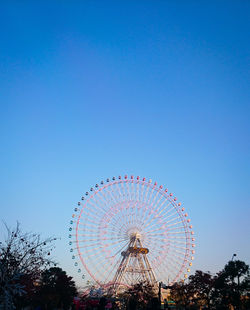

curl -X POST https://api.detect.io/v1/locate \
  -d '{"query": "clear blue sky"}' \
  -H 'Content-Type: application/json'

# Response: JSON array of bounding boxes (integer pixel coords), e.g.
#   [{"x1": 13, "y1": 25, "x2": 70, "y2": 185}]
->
[{"x1": 0, "y1": 1, "x2": 249, "y2": 286}]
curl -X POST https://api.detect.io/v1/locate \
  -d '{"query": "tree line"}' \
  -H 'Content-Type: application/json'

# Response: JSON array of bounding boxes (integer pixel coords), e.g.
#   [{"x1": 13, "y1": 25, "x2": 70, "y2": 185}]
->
[{"x1": 169, "y1": 260, "x2": 249, "y2": 309}]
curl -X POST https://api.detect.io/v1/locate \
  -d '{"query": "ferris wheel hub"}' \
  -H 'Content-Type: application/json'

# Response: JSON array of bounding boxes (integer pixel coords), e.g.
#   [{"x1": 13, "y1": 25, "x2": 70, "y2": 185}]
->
[
  {"x1": 127, "y1": 227, "x2": 143, "y2": 240},
  {"x1": 130, "y1": 232, "x2": 141, "y2": 240}
]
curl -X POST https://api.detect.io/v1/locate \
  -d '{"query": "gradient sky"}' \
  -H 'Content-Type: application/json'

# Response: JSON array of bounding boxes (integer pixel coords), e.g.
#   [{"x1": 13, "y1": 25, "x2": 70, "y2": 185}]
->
[{"x1": 1, "y1": 1, "x2": 249, "y2": 287}]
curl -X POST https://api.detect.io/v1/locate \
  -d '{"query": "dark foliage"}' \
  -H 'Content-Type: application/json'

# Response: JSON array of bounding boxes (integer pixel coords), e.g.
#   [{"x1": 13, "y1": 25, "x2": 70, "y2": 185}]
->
[
  {"x1": 169, "y1": 260, "x2": 249, "y2": 310},
  {"x1": 170, "y1": 281, "x2": 194, "y2": 309},
  {"x1": 120, "y1": 281, "x2": 157, "y2": 309},
  {"x1": 189, "y1": 270, "x2": 215, "y2": 309},
  {"x1": 35, "y1": 267, "x2": 77, "y2": 310},
  {"x1": 0, "y1": 223, "x2": 56, "y2": 309}
]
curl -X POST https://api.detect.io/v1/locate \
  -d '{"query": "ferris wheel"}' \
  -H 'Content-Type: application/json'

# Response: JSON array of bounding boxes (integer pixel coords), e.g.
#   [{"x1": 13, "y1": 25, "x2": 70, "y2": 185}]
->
[{"x1": 69, "y1": 175, "x2": 195, "y2": 292}]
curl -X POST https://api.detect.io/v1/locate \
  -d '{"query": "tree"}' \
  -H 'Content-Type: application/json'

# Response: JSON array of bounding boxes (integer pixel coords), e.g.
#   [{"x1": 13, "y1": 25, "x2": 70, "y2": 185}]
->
[
  {"x1": 169, "y1": 281, "x2": 194, "y2": 309},
  {"x1": 36, "y1": 267, "x2": 77, "y2": 310},
  {"x1": 120, "y1": 281, "x2": 157, "y2": 309},
  {"x1": 189, "y1": 270, "x2": 215, "y2": 309},
  {"x1": 211, "y1": 260, "x2": 250, "y2": 310},
  {"x1": 220, "y1": 260, "x2": 249, "y2": 309},
  {"x1": 223, "y1": 260, "x2": 249, "y2": 286},
  {"x1": 241, "y1": 275, "x2": 250, "y2": 310},
  {"x1": 0, "y1": 223, "x2": 56, "y2": 309}
]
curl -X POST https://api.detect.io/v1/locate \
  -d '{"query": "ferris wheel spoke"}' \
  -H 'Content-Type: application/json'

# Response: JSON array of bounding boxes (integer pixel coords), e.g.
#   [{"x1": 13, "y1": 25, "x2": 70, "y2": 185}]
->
[
  {"x1": 144, "y1": 225, "x2": 167, "y2": 234},
  {"x1": 127, "y1": 201, "x2": 135, "y2": 227},
  {"x1": 168, "y1": 249, "x2": 188, "y2": 260},
  {"x1": 147, "y1": 220, "x2": 185, "y2": 233},
  {"x1": 77, "y1": 250, "x2": 109, "y2": 260},
  {"x1": 83, "y1": 196, "x2": 107, "y2": 215},
  {"x1": 77, "y1": 222, "x2": 104, "y2": 230},
  {"x1": 158, "y1": 209, "x2": 183, "y2": 225},
  {"x1": 76, "y1": 228, "x2": 109, "y2": 234},
  {"x1": 132, "y1": 180, "x2": 139, "y2": 202},
  {"x1": 166, "y1": 257, "x2": 189, "y2": 278},
  {"x1": 94, "y1": 189, "x2": 116, "y2": 215},
  {"x1": 144, "y1": 188, "x2": 162, "y2": 217},
  {"x1": 130, "y1": 180, "x2": 138, "y2": 202},
  {"x1": 113, "y1": 181, "x2": 125, "y2": 200},
  {"x1": 121, "y1": 181, "x2": 133, "y2": 213},
  {"x1": 126, "y1": 180, "x2": 132, "y2": 202},
  {"x1": 134, "y1": 182, "x2": 145, "y2": 221},
  {"x1": 143, "y1": 200, "x2": 173, "y2": 230},
  {"x1": 157, "y1": 201, "x2": 175, "y2": 216},
  {"x1": 149, "y1": 192, "x2": 171, "y2": 213},
  {"x1": 76, "y1": 234, "x2": 128, "y2": 243},
  {"x1": 164, "y1": 215, "x2": 186, "y2": 226},
  {"x1": 166, "y1": 231, "x2": 189, "y2": 235},
  {"x1": 78, "y1": 219, "x2": 102, "y2": 227},
  {"x1": 112, "y1": 240, "x2": 131, "y2": 257},
  {"x1": 156, "y1": 261, "x2": 181, "y2": 282},
  {"x1": 107, "y1": 185, "x2": 121, "y2": 205},
  {"x1": 144, "y1": 183, "x2": 155, "y2": 211},
  {"x1": 164, "y1": 240, "x2": 188, "y2": 246},
  {"x1": 145, "y1": 232, "x2": 169, "y2": 237},
  {"x1": 85, "y1": 251, "x2": 114, "y2": 267},
  {"x1": 114, "y1": 208, "x2": 136, "y2": 227},
  {"x1": 153, "y1": 251, "x2": 183, "y2": 269},
  {"x1": 108, "y1": 207, "x2": 134, "y2": 233},
  {"x1": 141, "y1": 182, "x2": 152, "y2": 211},
  {"x1": 167, "y1": 226, "x2": 187, "y2": 233},
  {"x1": 153, "y1": 258, "x2": 179, "y2": 281},
  {"x1": 139, "y1": 190, "x2": 164, "y2": 227},
  {"x1": 85, "y1": 255, "x2": 110, "y2": 282},
  {"x1": 87, "y1": 255, "x2": 117, "y2": 272},
  {"x1": 76, "y1": 245, "x2": 103, "y2": 253},
  {"x1": 103, "y1": 258, "x2": 122, "y2": 284},
  {"x1": 76, "y1": 240, "x2": 126, "y2": 250},
  {"x1": 135, "y1": 180, "x2": 140, "y2": 203},
  {"x1": 119, "y1": 180, "x2": 128, "y2": 201},
  {"x1": 91, "y1": 192, "x2": 114, "y2": 215},
  {"x1": 77, "y1": 208, "x2": 102, "y2": 222},
  {"x1": 77, "y1": 215, "x2": 101, "y2": 226},
  {"x1": 165, "y1": 235, "x2": 188, "y2": 240},
  {"x1": 145, "y1": 191, "x2": 164, "y2": 222},
  {"x1": 136, "y1": 183, "x2": 150, "y2": 222},
  {"x1": 87, "y1": 199, "x2": 107, "y2": 215},
  {"x1": 103, "y1": 188, "x2": 123, "y2": 213},
  {"x1": 135, "y1": 182, "x2": 147, "y2": 218},
  {"x1": 164, "y1": 220, "x2": 185, "y2": 228},
  {"x1": 95, "y1": 185, "x2": 116, "y2": 207},
  {"x1": 166, "y1": 243, "x2": 189, "y2": 252}
]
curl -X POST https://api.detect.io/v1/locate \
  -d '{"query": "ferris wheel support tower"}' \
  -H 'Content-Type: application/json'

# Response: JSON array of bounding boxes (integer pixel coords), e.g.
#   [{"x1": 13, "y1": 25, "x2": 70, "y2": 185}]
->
[{"x1": 112, "y1": 232, "x2": 157, "y2": 293}]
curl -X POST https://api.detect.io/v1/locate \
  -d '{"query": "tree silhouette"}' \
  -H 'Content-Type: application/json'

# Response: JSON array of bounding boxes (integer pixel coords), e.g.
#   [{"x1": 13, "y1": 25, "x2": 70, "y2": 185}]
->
[
  {"x1": 169, "y1": 281, "x2": 194, "y2": 309},
  {"x1": 36, "y1": 267, "x2": 77, "y2": 310},
  {"x1": 189, "y1": 270, "x2": 215, "y2": 309},
  {"x1": 0, "y1": 223, "x2": 56, "y2": 309},
  {"x1": 169, "y1": 261, "x2": 250, "y2": 310},
  {"x1": 219, "y1": 260, "x2": 249, "y2": 309},
  {"x1": 120, "y1": 281, "x2": 157, "y2": 309},
  {"x1": 223, "y1": 260, "x2": 249, "y2": 286}
]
